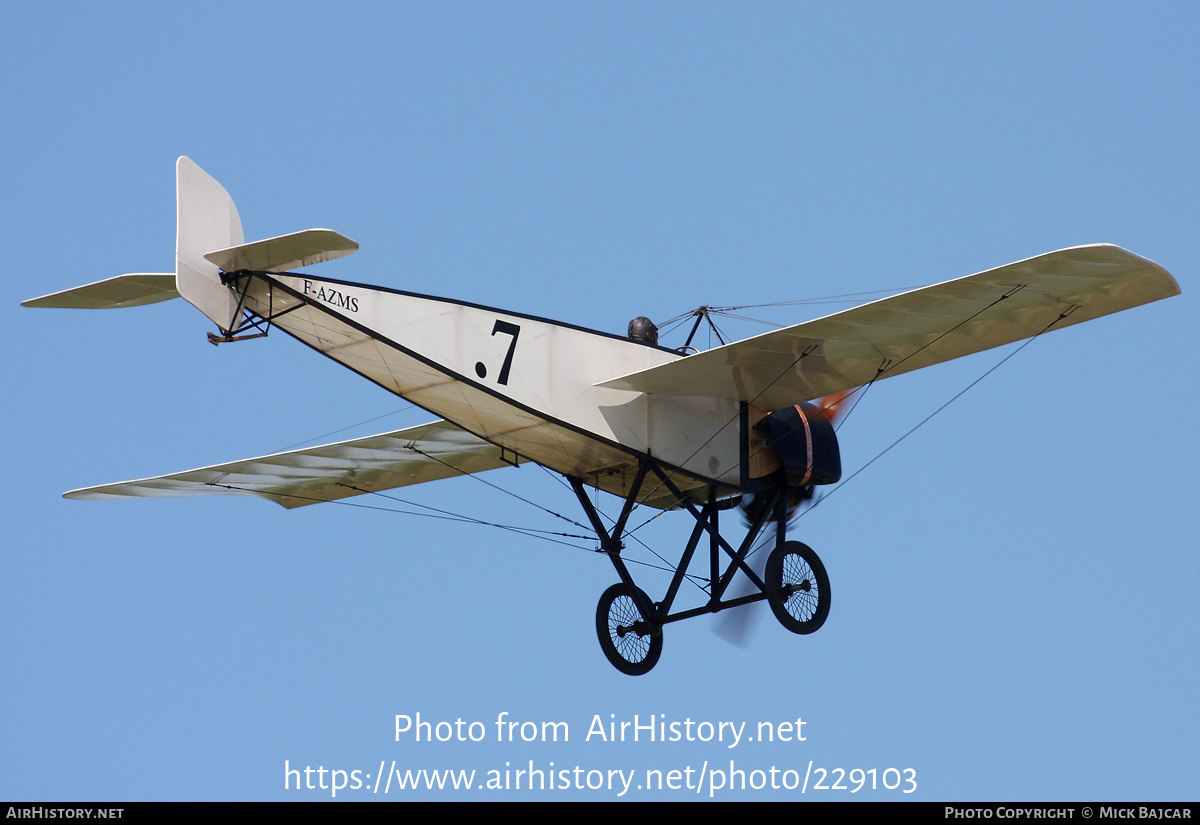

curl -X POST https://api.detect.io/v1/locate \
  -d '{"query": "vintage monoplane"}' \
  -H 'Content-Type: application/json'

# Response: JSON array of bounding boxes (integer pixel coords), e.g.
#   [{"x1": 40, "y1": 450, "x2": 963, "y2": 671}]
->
[{"x1": 24, "y1": 158, "x2": 1180, "y2": 674}]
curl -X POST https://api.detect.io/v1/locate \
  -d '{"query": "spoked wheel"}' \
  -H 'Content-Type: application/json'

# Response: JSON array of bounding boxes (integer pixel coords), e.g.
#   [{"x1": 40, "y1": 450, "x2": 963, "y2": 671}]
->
[
  {"x1": 595, "y1": 583, "x2": 662, "y2": 676},
  {"x1": 765, "y1": 540, "x2": 830, "y2": 634}
]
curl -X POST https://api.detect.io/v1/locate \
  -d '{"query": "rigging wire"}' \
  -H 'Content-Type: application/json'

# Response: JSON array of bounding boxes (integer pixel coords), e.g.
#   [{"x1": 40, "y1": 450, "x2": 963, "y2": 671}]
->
[
  {"x1": 343, "y1": 484, "x2": 595, "y2": 543},
  {"x1": 707, "y1": 315, "x2": 730, "y2": 346},
  {"x1": 534, "y1": 463, "x2": 709, "y2": 590},
  {"x1": 276, "y1": 404, "x2": 417, "y2": 451},
  {"x1": 831, "y1": 376, "x2": 876, "y2": 433},
  {"x1": 355, "y1": 480, "x2": 698, "y2": 583},
  {"x1": 654, "y1": 285, "x2": 923, "y2": 331},
  {"x1": 202, "y1": 480, "x2": 595, "y2": 551},
  {"x1": 632, "y1": 285, "x2": 1026, "y2": 508},
  {"x1": 655, "y1": 314, "x2": 699, "y2": 340},
  {"x1": 626, "y1": 504, "x2": 671, "y2": 535},
  {"x1": 794, "y1": 307, "x2": 1077, "y2": 521},
  {"x1": 402, "y1": 444, "x2": 593, "y2": 533},
  {"x1": 704, "y1": 312, "x2": 787, "y2": 329}
]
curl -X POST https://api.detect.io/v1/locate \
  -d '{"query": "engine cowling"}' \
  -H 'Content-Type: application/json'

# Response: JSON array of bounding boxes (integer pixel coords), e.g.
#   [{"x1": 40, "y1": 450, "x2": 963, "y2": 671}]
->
[{"x1": 760, "y1": 402, "x2": 842, "y2": 487}]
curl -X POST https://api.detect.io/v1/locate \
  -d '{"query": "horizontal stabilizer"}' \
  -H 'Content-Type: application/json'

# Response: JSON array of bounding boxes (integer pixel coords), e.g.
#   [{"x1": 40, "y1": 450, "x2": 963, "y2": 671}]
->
[
  {"x1": 22, "y1": 274, "x2": 178, "y2": 309},
  {"x1": 599, "y1": 245, "x2": 1180, "y2": 410},
  {"x1": 64, "y1": 419, "x2": 522, "y2": 509},
  {"x1": 203, "y1": 229, "x2": 358, "y2": 273}
]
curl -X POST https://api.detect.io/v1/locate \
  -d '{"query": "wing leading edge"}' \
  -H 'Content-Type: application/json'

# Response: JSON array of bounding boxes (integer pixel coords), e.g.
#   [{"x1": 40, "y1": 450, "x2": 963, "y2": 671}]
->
[
  {"x1": 65, "y1": 419, "x2": 523, "y2": 509},
  {"x1": 598, "y1": 244, "x2": 1180, "y2": 409}
]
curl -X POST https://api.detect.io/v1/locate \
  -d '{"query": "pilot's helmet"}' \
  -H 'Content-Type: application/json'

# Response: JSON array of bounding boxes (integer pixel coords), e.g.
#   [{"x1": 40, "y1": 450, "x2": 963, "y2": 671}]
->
[{"x1": 628, "y1": 316, "x2": 659, "y2": 345}]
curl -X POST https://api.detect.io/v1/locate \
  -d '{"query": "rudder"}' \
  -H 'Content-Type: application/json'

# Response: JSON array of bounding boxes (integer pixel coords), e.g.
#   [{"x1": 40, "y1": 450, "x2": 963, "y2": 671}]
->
[{"x1": 175, "y1": 156, "x2": 244, "y2": 333}]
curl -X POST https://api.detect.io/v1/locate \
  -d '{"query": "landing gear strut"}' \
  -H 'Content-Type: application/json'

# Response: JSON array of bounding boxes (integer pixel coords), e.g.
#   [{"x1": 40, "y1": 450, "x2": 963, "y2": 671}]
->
[{"x1": 570, "y1": 458, "x2": 831, "y2": 675}]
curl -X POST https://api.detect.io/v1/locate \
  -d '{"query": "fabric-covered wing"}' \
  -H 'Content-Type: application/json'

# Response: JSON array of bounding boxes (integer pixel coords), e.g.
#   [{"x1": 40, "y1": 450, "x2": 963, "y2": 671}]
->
[
  {"x1": 65, "y1": 419, "x2": 522, "y2": 509},
  {"x1": 598, "y1": 245, "x2": 1179, "y2": 409}
]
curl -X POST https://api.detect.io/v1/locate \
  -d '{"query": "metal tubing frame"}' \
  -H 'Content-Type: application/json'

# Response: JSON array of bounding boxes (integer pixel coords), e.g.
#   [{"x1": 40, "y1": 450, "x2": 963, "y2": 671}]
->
[
  {"x1": 215, "y1": 272, "x2": 309, "y2": 340},
  {"x1": 570, "y1": 456, "x2": 787, "y2": 631}
]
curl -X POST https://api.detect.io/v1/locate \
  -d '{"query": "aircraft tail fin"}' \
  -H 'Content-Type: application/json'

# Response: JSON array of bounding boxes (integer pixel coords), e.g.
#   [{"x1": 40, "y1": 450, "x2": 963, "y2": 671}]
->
[
  {"x1": 24, "y1": 158, "x2": 358, "y2": 333},
  {"x1": 20, "y1": 157, "x2": 244, "y2": 326},
  {"x1": 175, "y1": 156, "x2": 245, "y2": 333}
]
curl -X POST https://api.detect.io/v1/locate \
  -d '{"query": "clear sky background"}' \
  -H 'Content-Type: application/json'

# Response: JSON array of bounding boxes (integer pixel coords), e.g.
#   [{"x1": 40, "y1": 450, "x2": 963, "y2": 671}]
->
[{"x1": 3, "y1": 2, "x2": 1197, "y2": 801}]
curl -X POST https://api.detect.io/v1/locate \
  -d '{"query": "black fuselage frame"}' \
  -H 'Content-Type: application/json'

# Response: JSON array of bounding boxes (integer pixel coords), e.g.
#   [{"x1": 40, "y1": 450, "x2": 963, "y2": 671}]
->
[{"x1": 568, "y1": 457, "x2": 789, "y2": 630}]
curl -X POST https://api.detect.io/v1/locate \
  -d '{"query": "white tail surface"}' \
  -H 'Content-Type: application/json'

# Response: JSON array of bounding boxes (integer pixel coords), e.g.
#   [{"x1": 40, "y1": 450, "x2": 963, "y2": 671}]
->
[
  {"x1": 21, "y1": 273, "x2": 178, "y2": 309},
  {"x1": 175, "y1": 157, "x2": 244, "y2": 333},
  {"x1": 204, "y1": 229, "x2": 358, "y2": 273}
]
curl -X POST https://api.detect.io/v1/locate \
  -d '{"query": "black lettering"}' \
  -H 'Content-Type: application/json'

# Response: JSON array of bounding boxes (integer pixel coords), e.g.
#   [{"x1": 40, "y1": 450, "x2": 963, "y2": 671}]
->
[
  {"x1": 301, "y1": 282, "x2": 358, "y2": 313},
  {"x1": 490, "y1": 320, "x2": 521, "y2": 385}
]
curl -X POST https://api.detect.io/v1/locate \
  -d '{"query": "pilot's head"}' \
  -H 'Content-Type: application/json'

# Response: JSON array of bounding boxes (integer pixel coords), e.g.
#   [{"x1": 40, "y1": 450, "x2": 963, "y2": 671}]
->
[{"x1": 627, "y1": 316, "x2": 658, "y2": 345}]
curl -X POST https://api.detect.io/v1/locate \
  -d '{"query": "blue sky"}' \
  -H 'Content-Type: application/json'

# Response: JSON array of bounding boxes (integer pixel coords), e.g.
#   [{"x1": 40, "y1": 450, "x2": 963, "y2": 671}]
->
[{"x1": 3, "y1": 2, "x2": 1197, "y2": 801}]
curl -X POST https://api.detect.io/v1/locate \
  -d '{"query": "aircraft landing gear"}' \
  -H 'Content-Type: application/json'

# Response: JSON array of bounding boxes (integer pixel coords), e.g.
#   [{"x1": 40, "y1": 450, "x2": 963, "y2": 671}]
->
[
  {"x1": 571, "y1": 459, "x2": 833, "y2": 676},
  {"x1": 765, "y1": 540, "x2": 830, "y2": 634},
  {"x1": 595, "y1": 583, "x2": 662, "y2": 676}
]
